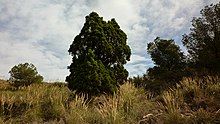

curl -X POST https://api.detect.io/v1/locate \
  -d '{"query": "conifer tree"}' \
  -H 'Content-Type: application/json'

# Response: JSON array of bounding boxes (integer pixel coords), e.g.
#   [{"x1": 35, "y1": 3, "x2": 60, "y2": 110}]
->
[{"x1": 66, "y1": 12, "x2": 131, "y2": 96}]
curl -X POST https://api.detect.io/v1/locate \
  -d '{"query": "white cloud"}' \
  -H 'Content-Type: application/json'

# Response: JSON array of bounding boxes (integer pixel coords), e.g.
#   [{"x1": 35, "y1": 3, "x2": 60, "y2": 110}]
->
[
  {"x1": 0, "y1": 0, "x2": 219, "y2": 81},
  {"x1": 130, "y1": 55, "x2": 147, "y2": 63},
  {"x1": 125, "y1": 54, "x2": 153, "y2": 77}
]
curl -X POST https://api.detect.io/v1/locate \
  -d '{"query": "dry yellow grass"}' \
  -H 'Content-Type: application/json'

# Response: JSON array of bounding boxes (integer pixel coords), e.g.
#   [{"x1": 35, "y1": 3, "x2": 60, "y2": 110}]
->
[{"x1": 0, "y1": 77, "x2": 220, "y2": 123}]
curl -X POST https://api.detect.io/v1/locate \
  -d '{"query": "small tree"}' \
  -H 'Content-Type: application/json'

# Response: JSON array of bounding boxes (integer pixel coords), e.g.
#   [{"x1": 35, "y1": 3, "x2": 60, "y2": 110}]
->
[
  {"x1": 146, "y1": 37, "x2": 186, "y2": 93},
  {"x1": 9, "y1": 63, "x2": 43, "y2": 87},
  {"x1": 66, "y1": 12, "x2": 131, "y2": 96}
]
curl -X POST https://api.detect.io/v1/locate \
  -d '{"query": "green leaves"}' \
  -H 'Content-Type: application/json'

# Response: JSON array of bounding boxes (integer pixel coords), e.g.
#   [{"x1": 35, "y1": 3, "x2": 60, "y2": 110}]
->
[
  {"x1": 66, "y1": 12, "x2": 131, "y2": 96},
  {"x1": 146, "y1": 37, "x2": 186, "y2": 93},
  {"x1": 182, "y1": 2, "x2": 220, "y2": 73},
  {"x1": 147, "y1": 37, "x2": 185, "y2": 71},
  {"x1": 9, "y1": 63, "x2": 43, "y2": 87}
]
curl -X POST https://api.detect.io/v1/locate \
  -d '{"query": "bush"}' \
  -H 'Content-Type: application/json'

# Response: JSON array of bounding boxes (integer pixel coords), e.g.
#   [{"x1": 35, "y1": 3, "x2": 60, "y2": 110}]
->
[{"x1": 9, "y1": 63, "x2": 43, "y2": 88}]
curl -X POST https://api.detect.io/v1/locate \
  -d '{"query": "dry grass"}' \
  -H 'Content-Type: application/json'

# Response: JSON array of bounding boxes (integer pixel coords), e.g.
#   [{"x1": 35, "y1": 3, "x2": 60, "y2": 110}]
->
[
  {"x1": 157, "y1": 76, "x2": 220, "y2": 123},
  {"x1": 0, "y1": 76, "x2": 220, "y2": 123}
]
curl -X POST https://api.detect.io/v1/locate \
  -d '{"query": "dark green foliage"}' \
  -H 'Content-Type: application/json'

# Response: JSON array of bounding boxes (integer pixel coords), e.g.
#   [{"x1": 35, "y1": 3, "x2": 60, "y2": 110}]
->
[
  {"x1": 146, "y1": 37, "x2": 186, "y2": 93},
  {"x1": 147, "y1": 37, "x2": 185, "y2": 71},
  {"x1": 129, "y1": 76, "x2": 144, "y2": 88},
  {"x1": 67, "y1": 49, "x2": 117, "y2": 95},
  {"x1": 9, "y1": 63, "x2": 43, "y2": 88},
  {"x1": 66, "y1": 12, "x2": 131, "y2": 96},
  {"x1": 128, "y1": 74, "x2": 149, "y2": 88},
  {"x1": 182, "y1": 2, "x2": 220, "y2": 74}
]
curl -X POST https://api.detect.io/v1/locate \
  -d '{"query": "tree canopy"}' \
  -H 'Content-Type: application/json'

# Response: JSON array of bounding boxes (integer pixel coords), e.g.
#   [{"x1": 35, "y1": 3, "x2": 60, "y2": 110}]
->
[
  {"x1": 182, "y1": 2, "x2": 220, "y2": 74},
  {"x1": 66, "y1": 12, "x2": 131, "y2": 96},
  {"x1": 9, "y1": 63, "x2": 43, "y2": 87},
  {"x1": 147, "y1": 37, "x2": 185, "y2": 71},
  {"x1": 146, "y1": 37, "x2": 186, "y2": 93}
]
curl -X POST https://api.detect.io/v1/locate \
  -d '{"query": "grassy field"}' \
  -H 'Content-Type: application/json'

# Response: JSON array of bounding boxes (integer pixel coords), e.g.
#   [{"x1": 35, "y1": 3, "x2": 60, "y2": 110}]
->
[{"x1": 0, "y1": 76, "x2": 220, "y2": 124}]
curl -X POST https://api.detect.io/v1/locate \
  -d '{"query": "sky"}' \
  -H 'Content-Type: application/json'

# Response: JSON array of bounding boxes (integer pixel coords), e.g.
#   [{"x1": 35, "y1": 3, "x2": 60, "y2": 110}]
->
[{"x1": 0, "y1": 0, "x2": 219, "y2": 81}]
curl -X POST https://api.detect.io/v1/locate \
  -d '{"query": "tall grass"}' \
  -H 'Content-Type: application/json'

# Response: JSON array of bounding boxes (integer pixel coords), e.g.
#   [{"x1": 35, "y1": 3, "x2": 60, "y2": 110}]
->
[
  {"x1": 0, "y1": 81, "x2": 155, "y2": 123},
  {"x1": 0, "y1": 76, "x2": 220, "y2": 123},
  {"x1": 159, "y1": 76, "x2": 220, "y2": 123},
  {"x1": 0, "y1": 83, "x2": 70, "y2": 123}
]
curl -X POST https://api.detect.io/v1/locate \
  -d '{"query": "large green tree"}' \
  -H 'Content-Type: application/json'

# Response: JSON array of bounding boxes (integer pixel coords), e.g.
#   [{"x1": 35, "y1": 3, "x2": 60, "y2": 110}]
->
[
  {"x1": 146, "y1": 37, "x2": 186, "y2": 93},
  {"x1": 66, "y1": 12, "x2": 131, "y2": 95},
  {"x1": 182, "y1": 2, "x2": 220, "y2": 74},
  {"x1": 9, "y1": 63, "x2": 43, "y2": 87}
]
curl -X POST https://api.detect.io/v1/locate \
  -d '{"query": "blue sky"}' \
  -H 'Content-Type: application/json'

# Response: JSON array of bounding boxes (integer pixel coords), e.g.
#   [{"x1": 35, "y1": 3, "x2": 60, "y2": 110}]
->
[{"x1": 0, "y1": 0, "x2": 219, "y2": 81}]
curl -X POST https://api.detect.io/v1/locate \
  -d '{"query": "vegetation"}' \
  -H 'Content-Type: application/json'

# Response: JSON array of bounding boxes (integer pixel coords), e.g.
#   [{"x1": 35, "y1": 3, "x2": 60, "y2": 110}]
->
[
  {"x1": 66, "y1": 12, "x2": 131, "y2": 96},
  {"x1": 8, "y1": 63, "x2": 43, "y2": 88},
  {"x1": 0, "y1": 76, "x2": 220, "y2": 123},
  {"x1": 182, "y1": 2, "x2": 220, "y2": 74},
  {"x1": 146, "y1": 37, "x2": 186, "y2": 93},
  {"x1": 0, "y1": 2, "x2": 220, "y2": 123},
  {"x1": 131, "y1": 2, "x2": 220, "y2": 94}
]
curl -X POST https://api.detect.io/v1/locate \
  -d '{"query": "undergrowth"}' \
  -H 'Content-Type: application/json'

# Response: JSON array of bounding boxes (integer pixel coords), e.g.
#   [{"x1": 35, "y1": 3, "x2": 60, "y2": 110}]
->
[{"x1": 0, "y1": 76, "x2": 219, "y2": 123}]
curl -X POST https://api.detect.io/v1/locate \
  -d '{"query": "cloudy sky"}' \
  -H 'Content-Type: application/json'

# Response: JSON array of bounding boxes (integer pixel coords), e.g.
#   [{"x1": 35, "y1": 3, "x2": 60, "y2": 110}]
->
[{"x1": 0, "y1": 0, "x2": 219, "y2": 81}]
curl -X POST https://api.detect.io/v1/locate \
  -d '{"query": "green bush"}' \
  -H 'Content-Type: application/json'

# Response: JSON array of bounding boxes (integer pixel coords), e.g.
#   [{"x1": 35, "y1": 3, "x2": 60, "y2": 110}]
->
[{"x1": 8, "y1": 63, "x2": 43, "y2": 88}]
